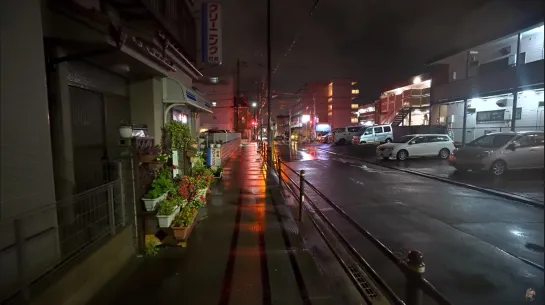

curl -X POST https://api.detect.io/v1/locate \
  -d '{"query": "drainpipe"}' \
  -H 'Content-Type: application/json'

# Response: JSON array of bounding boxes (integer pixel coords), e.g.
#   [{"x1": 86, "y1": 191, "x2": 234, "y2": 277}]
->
[{"x1": 511, "y1": 32, "x2": 522, "y2": 131}]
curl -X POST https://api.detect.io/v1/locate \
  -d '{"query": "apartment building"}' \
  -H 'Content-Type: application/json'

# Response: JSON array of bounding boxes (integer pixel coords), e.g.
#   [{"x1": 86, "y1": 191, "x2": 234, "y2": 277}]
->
[
  {"x1": 373, "y1": 22, "x2": 544, "y2": 144},
  {"x1": 194, "y1": 76, "x2": 235, "y2": 132}
]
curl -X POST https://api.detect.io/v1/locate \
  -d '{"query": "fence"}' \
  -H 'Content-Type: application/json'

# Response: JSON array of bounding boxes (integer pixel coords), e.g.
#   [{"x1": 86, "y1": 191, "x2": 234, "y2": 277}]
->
[
  {"x1": 256, "y1": 142, "x2": 452, "y2": 305},
  {"x1": 0, "y1": 160, "x2": 132, "y2": 303}
]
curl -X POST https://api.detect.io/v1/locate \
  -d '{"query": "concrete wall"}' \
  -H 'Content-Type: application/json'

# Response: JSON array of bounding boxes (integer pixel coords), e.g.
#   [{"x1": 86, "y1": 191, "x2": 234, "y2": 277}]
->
[
  {"x1": 0, "y1": 0, "x2": 60, "y2": 299},
  {"x1": 129, "y1": 78, "x2": 164, "y2": 143},
  {"x1": 29, "y1": 227, "x2": 135, "y2": 305},
  {"x1": 194, "y1": 76, "x2": 235, "y2": 131}
]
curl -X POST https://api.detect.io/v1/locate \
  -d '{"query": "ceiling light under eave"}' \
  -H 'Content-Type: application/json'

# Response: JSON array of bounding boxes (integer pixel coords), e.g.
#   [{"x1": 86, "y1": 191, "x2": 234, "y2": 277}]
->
[
  {"x1": 413, "y1": 76, "x2": 422, "y2": 84},
  {"x1": 210, "y1": 77, "x2": 219, "y2": 84}
]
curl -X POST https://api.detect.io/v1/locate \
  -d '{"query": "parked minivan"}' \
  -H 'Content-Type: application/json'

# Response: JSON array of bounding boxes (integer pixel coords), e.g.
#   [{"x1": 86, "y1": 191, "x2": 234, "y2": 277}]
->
[
  {"x1": 359, "y1": 124, "x2": 394, "y2": 144},
  {"x1": 333, "y1": 126, "x2": 365, "y2": 145}
]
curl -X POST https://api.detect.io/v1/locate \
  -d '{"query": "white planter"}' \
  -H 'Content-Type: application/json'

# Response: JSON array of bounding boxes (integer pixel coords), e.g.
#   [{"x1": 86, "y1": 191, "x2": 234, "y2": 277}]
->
[
  {"x1": 197, "y1": 188, "x2": 208, "y2": 199},
  {"x1": 141, "y1": 193, "x2": 167, "y2": 211},
  {"x1": 157, "y1": 205, "x2": 180, "y2": 228},
  {"x1": 119, "y1": 126, "x2": 133, "y2": 138}
]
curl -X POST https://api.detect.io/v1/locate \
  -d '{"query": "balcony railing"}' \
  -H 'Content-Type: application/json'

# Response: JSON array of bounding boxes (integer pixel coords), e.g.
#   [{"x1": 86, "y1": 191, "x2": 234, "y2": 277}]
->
[{"x1": 432, "y1": 59, "x2": 544, "y2": 103}]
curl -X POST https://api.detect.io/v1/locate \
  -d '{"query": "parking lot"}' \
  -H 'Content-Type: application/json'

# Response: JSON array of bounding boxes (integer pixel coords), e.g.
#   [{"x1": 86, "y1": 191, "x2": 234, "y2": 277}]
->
[{"x1": 314, "y1": 143, "x2": 544, "y2": 203}]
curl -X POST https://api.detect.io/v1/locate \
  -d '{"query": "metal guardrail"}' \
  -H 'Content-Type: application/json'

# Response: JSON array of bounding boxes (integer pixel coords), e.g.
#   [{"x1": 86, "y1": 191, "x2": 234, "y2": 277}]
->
[
  {"x1": 0, "y1": 161, "x2": 131, "y2": 303},
  {"x1": 267, "y1": 149, "x2": 452, "y2": 305}
]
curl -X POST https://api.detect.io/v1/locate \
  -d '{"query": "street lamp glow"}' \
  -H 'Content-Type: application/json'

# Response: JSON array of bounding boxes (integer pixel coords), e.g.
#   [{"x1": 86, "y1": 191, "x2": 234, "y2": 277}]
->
[
  {"x1": 252, "y1": 102, "x2": 257, "y2": 107},
  {"x1": 413, "y1": 76, "x2": 421, "y2": 84},
  {"x1": 301, "y1": 114, "x2": 310, "y2": 123}
]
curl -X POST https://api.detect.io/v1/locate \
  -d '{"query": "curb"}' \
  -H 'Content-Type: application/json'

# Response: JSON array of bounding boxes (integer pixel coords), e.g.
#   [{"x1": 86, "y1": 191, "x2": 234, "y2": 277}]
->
[{"x1": 316, "y1": 148, "x2": 544, "y2": 210}]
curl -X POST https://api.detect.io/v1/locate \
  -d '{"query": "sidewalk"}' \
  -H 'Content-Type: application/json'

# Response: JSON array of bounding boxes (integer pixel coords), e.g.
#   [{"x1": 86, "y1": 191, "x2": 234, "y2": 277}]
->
[{"x1": 88, "y1": 142, "x2": 338, "y2": 305}]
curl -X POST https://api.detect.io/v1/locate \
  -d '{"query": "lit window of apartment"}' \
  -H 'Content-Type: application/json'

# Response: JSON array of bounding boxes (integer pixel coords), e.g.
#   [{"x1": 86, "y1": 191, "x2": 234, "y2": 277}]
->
[
  {"x1": 351, "y1": 104, "x2": 358, "y2": 109},
  {"x1": 328, "y1": 97, "x2": 332, "y2": 104},
  {"x1": 328, "y1": 111, "x2": 333, "y2": 117},
  {"x1": 328, "y1": 83, "x2": 333, "y2": 97},
  {"x1": 351, "y1": 118, "x2": 358, "y2": 123},
  {"x1": 352, "y1": 89, "x2": 359, "y2": 94},
  {"x1": 351, "y1": 82, "x2": 357, "y2": 86},
  {"x1": 328, "y1": 105, "x2": 332, "y2": 111}
]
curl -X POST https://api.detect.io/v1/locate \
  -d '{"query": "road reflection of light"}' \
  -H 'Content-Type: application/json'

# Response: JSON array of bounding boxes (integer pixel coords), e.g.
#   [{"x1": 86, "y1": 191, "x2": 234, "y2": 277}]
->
[
  {"x1": 510, "y1": 229, "x2": 525, "y2": 237},
  {"x1": 298, "y1": 150, "x2": 316, "y2": 160}
]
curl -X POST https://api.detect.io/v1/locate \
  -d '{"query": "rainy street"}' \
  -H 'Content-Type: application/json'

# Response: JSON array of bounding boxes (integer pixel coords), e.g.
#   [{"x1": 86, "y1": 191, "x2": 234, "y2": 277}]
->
[{"x1": 276, "y1": 143, "x2": 544, "y2": 305}]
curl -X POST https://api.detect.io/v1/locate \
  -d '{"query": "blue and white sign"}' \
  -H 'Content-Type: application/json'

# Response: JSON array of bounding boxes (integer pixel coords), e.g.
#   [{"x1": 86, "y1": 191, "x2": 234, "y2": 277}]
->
[{"x1": 186, "y1": 90, "x2": 197, "y2": 102}]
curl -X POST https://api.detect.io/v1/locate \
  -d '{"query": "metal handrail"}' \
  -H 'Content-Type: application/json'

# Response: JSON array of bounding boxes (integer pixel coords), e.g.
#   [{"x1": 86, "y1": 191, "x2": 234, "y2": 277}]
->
[{"x1": 278, "y1": 158, "x2": 452, "y2": 305}]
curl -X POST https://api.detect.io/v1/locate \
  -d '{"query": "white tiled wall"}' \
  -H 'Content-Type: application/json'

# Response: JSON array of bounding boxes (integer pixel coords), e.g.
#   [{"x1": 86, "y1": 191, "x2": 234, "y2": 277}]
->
[{"x1": 521, "y1": 26, "x2": 544, "y2": 64}]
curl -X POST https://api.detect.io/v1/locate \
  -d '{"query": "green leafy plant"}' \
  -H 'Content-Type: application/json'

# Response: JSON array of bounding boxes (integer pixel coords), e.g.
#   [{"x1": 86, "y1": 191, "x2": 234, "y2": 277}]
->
[
  {"x1": 165, "y1": 121, "x2": 195, "y2": 151},
  {"x1": 144, "y1": 235, "x2": 160, "y2": 256},
  {"x1": 172, "y1": 206, "x2": 197, "y2": 227},
  {"x1": 156, "y1": 153, "x2": 169, "y2": 162},
  {"x1": 157, "y1": 199, "x2": 177, "y2": 216},
  {"x1": 145, "y1": 188, "x2": 163, "y2": 199},
  {"x1": 188, "y1": 197, "x2": 206, "y2": 209}
]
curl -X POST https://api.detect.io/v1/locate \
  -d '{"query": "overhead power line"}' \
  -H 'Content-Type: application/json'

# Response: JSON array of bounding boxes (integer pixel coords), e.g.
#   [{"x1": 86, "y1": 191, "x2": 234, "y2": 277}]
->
[{"x1": 272, "y1": 0, "x2": 321, "y2": 75}]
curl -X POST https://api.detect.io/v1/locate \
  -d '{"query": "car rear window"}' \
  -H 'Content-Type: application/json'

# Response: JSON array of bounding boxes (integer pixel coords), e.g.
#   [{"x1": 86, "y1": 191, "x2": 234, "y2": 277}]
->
[{"x1": 383, "y1": 126, "x2": 391, "y2": 132}]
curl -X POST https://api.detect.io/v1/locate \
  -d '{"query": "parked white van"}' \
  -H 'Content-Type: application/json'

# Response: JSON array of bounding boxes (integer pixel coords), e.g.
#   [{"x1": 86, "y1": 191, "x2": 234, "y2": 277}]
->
[
  {"x1": 359, "y1": 124, "x2": 394, "y2": 144},
  {"x1": 333, "y1": 126, "x2": 365, "y2": 145}
]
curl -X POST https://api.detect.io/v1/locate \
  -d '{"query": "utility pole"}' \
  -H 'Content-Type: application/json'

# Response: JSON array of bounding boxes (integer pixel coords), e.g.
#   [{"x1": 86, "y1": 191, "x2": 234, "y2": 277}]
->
[
  {"x1": 266, "y1": 0, "x2": 273, "y2": 164},
  {"x1": 235, "y1": 58, "x2": 240, "y2": 132}
]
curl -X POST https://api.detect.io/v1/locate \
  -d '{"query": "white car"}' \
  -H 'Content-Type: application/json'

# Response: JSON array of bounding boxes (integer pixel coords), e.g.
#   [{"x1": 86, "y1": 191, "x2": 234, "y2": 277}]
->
[{"x1": 376, "y1": 134, "x2": 455, "y2": 161}]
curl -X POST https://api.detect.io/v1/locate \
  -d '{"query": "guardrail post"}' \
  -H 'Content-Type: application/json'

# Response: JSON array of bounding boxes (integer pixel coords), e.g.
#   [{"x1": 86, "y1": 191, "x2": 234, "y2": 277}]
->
[
  {"x1": 277, "y1": 156, "x2": 282, "y2": 185},
  {"x1": 298, "y1": 170, "x2": 305, "y2": 222},
  {"x1": 108, "y1": 184, "x2": 116, "y2": 235},
  {"x1": 406, "y1": 250, "x2": 425, "y2": 305},
  {"x1": 14, "y1": 219, "x2": 30, "y2": 301}
]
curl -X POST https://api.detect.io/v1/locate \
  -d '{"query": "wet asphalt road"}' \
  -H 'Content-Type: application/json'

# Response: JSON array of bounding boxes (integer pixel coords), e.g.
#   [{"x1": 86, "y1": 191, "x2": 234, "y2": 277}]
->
[
  {"x1": 276, "y1": 143, "x2": 544, "y2": 305},
  {"x1": 312, "y1": 143, "x2": 545, "y2": 203}
]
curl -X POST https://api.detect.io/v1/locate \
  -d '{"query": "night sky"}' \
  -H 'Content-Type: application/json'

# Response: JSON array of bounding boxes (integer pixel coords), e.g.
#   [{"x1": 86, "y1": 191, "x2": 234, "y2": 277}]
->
[{"x1": 203, "y1": 0, "x2": 543, "y2": 103}]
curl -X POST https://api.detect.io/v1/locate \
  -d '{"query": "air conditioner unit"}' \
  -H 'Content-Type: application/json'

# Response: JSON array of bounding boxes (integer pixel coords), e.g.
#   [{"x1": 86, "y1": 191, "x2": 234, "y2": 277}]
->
[{"x1": 496, "y1": 98, "x2": 513, "y2": 107}]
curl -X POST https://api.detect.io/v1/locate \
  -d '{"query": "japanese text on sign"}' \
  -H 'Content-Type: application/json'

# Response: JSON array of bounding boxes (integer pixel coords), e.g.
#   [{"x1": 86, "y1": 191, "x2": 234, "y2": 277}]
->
[{"x1": 202, "y1": 3, "x2": 222, "y2": 65}]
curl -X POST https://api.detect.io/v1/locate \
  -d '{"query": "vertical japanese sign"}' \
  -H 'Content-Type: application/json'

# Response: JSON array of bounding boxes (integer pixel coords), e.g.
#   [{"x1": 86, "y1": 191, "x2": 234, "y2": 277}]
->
[
  {"x1": 201, "y1": 3, "x2": 222, "y2": 65},
  {"x1": 206, "y1": 148, "x2": 222, "y2": 166}
]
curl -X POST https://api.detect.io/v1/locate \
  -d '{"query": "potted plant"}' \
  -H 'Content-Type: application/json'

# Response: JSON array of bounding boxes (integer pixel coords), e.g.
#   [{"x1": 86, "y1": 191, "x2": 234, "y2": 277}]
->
[
  {"x1": 139, "y1": 145, "x2": 161, "y2": 163},
  {"x1": 156, "y1": 199, "x2": 180, "y2": 228},
  {"x1": 171, "y1": 206, "x2": 198, "y2": 240},
  {"x1": 142, "y1": 188, "x2": 166, "y2": 211},
  {"x1": 119, "y1": 121, "x2": 133, "y2": 139},
  {"x1": 144, "y1": 234, "x2": 160, "y2": 256}
]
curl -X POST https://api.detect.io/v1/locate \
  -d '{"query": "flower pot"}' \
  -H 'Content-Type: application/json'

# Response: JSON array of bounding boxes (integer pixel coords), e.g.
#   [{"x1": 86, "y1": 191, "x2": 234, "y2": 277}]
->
[
  {"x1": 140, "y1": 154, "x2": 157, "y2": 163},
  {"x1": 157, "y1": 205, "x2": 180, "y2": 228},
  {"x1": 141, "y1": 193, "x2": 167, "y2": 211},
  {"x1": 171, "y1": 213, "x2": 197, "y2": 240},
  {"x1": 119, "y1": 125, "x2": 133, "y2": 138},
  {"x1": 148, "y1": 161, "x2": 165, "y2": 171}
]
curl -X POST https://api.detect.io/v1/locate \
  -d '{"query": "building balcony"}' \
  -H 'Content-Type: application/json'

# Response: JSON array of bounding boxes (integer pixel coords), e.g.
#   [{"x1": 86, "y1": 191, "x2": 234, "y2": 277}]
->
[{"x1": 431, "y1": 59, "x2": 544, "y2": 103}]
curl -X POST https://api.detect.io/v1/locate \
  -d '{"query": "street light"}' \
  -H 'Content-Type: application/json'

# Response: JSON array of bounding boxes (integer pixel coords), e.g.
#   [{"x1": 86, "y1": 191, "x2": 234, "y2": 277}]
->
[{"x1": 252, "y1": 102, "x2": 257, "y2": 108}]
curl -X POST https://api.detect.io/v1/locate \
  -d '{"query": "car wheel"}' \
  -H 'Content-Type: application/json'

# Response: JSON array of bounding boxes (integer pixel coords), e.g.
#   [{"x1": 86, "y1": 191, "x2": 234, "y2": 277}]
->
[
  {"x1": 396, "y1": 150, "x2": 408, "y2": 161},
  {"x1": 439, "y1": 148, "x2": 450, "y2": 159},
  {"x1": 490, "y1": 160, "x2": 507, "y2": 176},
  {"x1": 385, "y1": 138, "x2": 392, "y2": 143}
]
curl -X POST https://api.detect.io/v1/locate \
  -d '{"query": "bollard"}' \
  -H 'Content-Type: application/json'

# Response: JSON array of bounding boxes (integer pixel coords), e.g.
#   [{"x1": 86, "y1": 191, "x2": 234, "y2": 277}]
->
[
  {"x1": 298, "y1": 170, "x2": 305, "y2": 222},
  {"x1": 406, "y1": 250, "x2": 425, "y2": 305}
]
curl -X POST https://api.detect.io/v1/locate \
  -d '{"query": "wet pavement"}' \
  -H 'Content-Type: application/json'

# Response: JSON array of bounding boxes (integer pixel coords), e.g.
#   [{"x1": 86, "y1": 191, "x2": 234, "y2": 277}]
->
[
  {"x1": 310, "y1": 143, "x2": 544, "y2": 203},
  {"x1": 88, "y1": 143, "x2": 343, "y2": 305},
  {"x1": 276, "y1": 144, "x2": 544, "y2": 305}
]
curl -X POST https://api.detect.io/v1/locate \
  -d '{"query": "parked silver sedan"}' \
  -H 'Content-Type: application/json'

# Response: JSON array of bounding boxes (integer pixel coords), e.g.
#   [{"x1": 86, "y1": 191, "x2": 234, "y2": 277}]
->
[{"x1": 449, "y1": 131, "x2": 544, "y2": 176}]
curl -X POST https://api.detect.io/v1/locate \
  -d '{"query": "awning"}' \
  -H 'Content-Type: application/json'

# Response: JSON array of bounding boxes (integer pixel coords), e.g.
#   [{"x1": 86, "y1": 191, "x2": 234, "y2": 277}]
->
[{"x1": 162, "y1": 77, "x2": 213, "y2": 113}]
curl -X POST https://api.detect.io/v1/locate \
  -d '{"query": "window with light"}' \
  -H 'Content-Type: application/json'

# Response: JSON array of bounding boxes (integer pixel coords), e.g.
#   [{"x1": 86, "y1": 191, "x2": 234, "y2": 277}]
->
[
  {"x1": 352, "y1": 89, "x2": 359, "y2": 94},
  {"x1": 351, "y1": 104, "x2": 359, "y2": 109},
  {"x1": 351, "y1": 118, "x2": 358, "y2": 123},
  {"x1": 328, "y1": 105, "x2": 332, "y2": 111}
]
